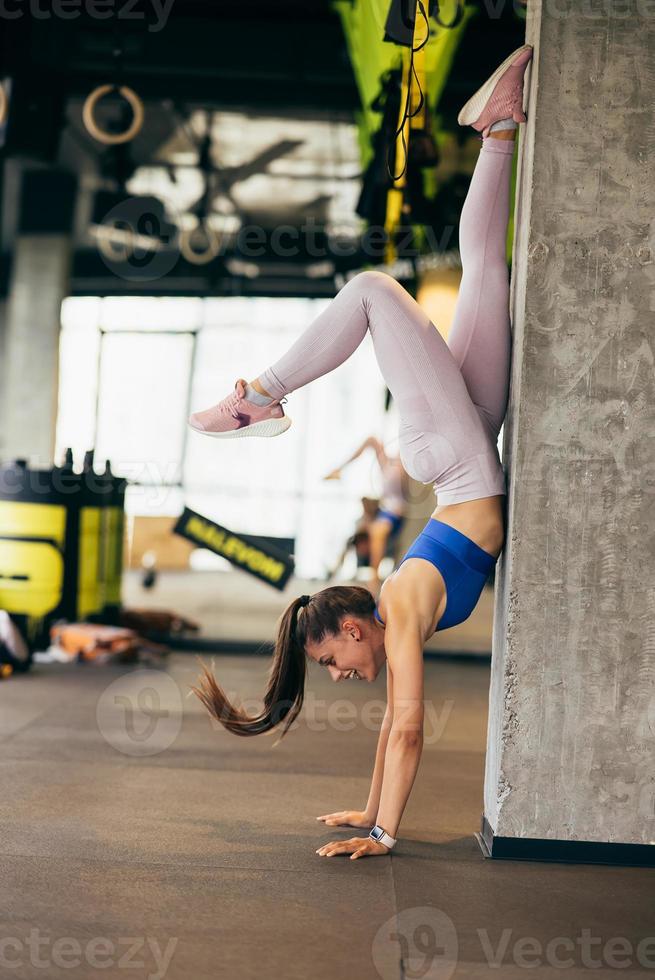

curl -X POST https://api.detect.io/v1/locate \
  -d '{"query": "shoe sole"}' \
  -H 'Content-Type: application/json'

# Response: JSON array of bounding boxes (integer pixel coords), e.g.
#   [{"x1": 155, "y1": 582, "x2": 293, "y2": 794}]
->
[
  {"x1": 188, "y1": 416, "x2": 292, "y2": 439},
  {"x1": 457, "y1": 44, "x2": 532, "y2": 127}
]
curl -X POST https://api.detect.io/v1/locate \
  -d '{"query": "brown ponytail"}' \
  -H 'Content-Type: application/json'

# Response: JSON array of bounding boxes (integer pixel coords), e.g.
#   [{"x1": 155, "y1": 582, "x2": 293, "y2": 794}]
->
[{"x1": 191, "y1": 585, "x2": 376, "y2": 740}]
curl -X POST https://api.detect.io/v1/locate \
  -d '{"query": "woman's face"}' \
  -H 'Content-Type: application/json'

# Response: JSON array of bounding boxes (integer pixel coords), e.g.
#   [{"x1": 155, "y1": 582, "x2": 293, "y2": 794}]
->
[{"x1": 305, "y1": 617, "x2": 386, "y2": 683}]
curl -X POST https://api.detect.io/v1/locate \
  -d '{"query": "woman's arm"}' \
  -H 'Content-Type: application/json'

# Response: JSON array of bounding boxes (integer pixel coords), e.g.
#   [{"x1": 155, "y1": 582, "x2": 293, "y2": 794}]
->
[
  {"x1": 363, "y1": 663, "x2": 394, "y2": 818},
  {"x1": 368, "y1": 436, "x2": 389, "y2": 472},
  {"x1": 374, "y1": 610, "x2": 425, "y2": 839},
  {"x1": 323, "y1": 436, "x2": 380, "y2": 480},
  {"x1": 316, "y1": 603, "x2": 425, "y2": 859},
  {"x1": 316, "y1": 662, "x2": 394, "y2": 827}
]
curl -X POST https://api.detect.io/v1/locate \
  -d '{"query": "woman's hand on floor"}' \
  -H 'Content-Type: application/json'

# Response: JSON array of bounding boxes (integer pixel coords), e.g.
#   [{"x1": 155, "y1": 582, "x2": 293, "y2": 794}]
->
[
  {"x1": 316, "y1": 810, "x2": 373, "y2": 828},
  {"x1": 316, "y1": 837, "x2": 390, "y2": 860}
]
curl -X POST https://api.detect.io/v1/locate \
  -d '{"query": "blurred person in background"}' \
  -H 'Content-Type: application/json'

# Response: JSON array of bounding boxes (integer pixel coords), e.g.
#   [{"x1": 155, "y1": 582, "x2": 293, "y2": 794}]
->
[{"x1": 323, "y1": 436, "x2": 408, "y2": 594}]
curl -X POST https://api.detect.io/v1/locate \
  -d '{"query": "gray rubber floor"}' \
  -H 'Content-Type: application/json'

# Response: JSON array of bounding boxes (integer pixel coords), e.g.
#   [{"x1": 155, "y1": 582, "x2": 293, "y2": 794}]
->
[{"x1": 1, "y1": 654, "x2": 652, "y2": 980}]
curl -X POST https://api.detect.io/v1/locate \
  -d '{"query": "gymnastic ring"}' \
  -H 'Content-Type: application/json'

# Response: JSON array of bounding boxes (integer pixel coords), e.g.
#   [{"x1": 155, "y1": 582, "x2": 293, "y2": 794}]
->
[
  {"x1": 179, "y1": 223, "x2": 221, "y2": 265},
  {"x1": 0, "y1": 85, "x2": 7, "y2": 128},
  {"x1": 82, "y1": 84, "x2": 144, "y2": 145}
]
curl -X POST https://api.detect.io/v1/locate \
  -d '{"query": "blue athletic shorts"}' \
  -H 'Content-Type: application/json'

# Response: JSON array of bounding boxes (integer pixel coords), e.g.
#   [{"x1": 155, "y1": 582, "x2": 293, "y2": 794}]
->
[
  {"x1": 375, "y1": 508, "x2": 405, "y2": 537},
  {"x1": 373, "y1": 518, "x2": 498, "y2": 633}
]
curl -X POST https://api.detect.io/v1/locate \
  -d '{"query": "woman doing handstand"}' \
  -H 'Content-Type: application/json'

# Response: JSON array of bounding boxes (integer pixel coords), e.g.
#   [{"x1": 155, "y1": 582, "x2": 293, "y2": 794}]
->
[{"x1": 188, "y1": 45, "x2": 532, "y2": 860}]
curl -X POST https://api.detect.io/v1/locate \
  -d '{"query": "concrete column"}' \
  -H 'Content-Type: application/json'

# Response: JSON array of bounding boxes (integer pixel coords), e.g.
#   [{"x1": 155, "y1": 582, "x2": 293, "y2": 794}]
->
[
  {"x1": 483, "y1": 5, "x2": 655, "y2": 860},
  {"x1": 1, "y1": 171, "x2": 76, "y2": 465},
  {"x1": 0, "y1": 300, "x2": 7, "y2": 442}
]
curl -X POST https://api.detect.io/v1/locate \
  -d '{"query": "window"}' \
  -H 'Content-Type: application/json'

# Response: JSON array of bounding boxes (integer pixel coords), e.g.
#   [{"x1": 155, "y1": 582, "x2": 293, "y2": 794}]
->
[{"x1": 57, "y1": 295, "x2": 388, "y2": 578}]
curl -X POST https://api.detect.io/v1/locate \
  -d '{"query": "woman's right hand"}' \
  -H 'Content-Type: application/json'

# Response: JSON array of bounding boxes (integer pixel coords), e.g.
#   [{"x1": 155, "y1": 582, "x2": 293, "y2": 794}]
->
[
  {"x1": 323, "y1": 468, "x2": 342, "y2": 481},
  {"x1": 316, "y1": 810, "x2": 374, "y2": 828}
]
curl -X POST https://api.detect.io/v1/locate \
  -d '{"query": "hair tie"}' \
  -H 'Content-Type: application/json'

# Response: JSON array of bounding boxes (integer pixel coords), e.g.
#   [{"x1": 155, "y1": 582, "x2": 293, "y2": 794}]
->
[{"x1": 298, "y1": 595, "x2": 311, "y2": 608}]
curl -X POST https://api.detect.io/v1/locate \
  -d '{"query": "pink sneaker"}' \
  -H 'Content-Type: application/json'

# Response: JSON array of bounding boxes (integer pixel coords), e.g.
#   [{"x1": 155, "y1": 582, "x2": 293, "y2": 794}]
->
[
  {"x1": 457, "y1": 44, "x2": 533, "y2": 139},
  {"x1": 188, "y1": 379, "x2": 292, "y2": 439}
]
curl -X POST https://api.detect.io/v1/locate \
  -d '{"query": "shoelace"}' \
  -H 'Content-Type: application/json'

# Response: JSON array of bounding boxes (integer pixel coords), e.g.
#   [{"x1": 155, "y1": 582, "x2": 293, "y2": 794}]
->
[
  {"x1": 222, "y1": 388, "x2": 245, "y2": 421},
  {"x1": 222, "y1": 389, "x2": 287, "y2": 420}
]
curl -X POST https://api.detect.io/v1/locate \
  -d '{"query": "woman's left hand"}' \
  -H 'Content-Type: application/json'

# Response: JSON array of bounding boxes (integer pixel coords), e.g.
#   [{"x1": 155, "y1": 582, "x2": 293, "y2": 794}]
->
[{"x1": 316, "y1": 837, "x2": 390, "y2": 860}]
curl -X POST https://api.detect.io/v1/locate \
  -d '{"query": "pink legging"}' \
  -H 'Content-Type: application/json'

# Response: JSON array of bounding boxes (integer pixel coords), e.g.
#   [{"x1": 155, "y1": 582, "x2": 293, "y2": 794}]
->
[{"x1": 259, "y1": 138, "x2": 514, "y2": 506}]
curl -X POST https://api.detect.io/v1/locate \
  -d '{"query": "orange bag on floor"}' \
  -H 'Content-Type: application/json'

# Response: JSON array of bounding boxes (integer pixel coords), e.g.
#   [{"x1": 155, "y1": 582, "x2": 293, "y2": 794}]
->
[{"x1": 49, "y1": 623, "x2": 168, "y2": 663}]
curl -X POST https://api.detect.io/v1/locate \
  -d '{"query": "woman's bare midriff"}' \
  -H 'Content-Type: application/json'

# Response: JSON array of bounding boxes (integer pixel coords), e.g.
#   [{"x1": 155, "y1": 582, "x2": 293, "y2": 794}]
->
[{"x1": 431, "y1": 494, "x2": 505, "y2": 558}]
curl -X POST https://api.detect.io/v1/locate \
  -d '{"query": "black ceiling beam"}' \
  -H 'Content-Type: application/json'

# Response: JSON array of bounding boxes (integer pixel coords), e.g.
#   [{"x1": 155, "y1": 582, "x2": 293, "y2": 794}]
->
[
  {"x1": 67, "y1": 254, "x2": 343, "y2": 299},
  {"x1": 1, "y1": 11, "x2": 360, "y2": 115}
]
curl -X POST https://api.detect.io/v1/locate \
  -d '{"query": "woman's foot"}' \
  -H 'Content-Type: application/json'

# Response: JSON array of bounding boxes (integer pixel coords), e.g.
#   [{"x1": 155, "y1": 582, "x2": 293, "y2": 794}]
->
[
  {"x1": 188, "y1": 378, "x2": 292, "y2": 438},
  {"x1": 458, "y1": 44, "x2": 533, "y2": 139}
]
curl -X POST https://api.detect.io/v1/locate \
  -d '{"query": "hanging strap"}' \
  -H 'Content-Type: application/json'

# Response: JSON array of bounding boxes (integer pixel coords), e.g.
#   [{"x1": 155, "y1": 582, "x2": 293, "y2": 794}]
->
[{"x1": 384, "y1": 0, "x2": 429, "y2": 262}]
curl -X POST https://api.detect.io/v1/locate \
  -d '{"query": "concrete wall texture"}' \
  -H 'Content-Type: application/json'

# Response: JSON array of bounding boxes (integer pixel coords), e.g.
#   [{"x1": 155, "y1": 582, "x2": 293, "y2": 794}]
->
[{"x1": 484, "y1": 3, "x2": 655, "y2": 844}]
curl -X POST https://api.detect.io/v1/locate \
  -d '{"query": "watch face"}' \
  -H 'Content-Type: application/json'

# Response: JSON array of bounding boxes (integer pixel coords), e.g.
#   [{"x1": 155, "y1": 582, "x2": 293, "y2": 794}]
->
[{"x1": 371, "y1": 826, "x2": 384, "y2": 841}]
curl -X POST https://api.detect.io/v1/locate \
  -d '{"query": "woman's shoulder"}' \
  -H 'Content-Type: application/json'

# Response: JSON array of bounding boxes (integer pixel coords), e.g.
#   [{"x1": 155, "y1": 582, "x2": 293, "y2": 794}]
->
[
  {"x1": 379, "y1": 570, "x2": 417, "y2": 615},
  {"x1": 378, "y1": 562, "x2": 444, "y2": 637}
]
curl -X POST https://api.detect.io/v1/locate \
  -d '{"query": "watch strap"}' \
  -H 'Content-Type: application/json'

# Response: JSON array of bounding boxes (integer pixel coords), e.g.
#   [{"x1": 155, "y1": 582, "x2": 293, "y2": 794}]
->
[{"x1": 369, "y1": 824, "x2": 397, "y2": 849}]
